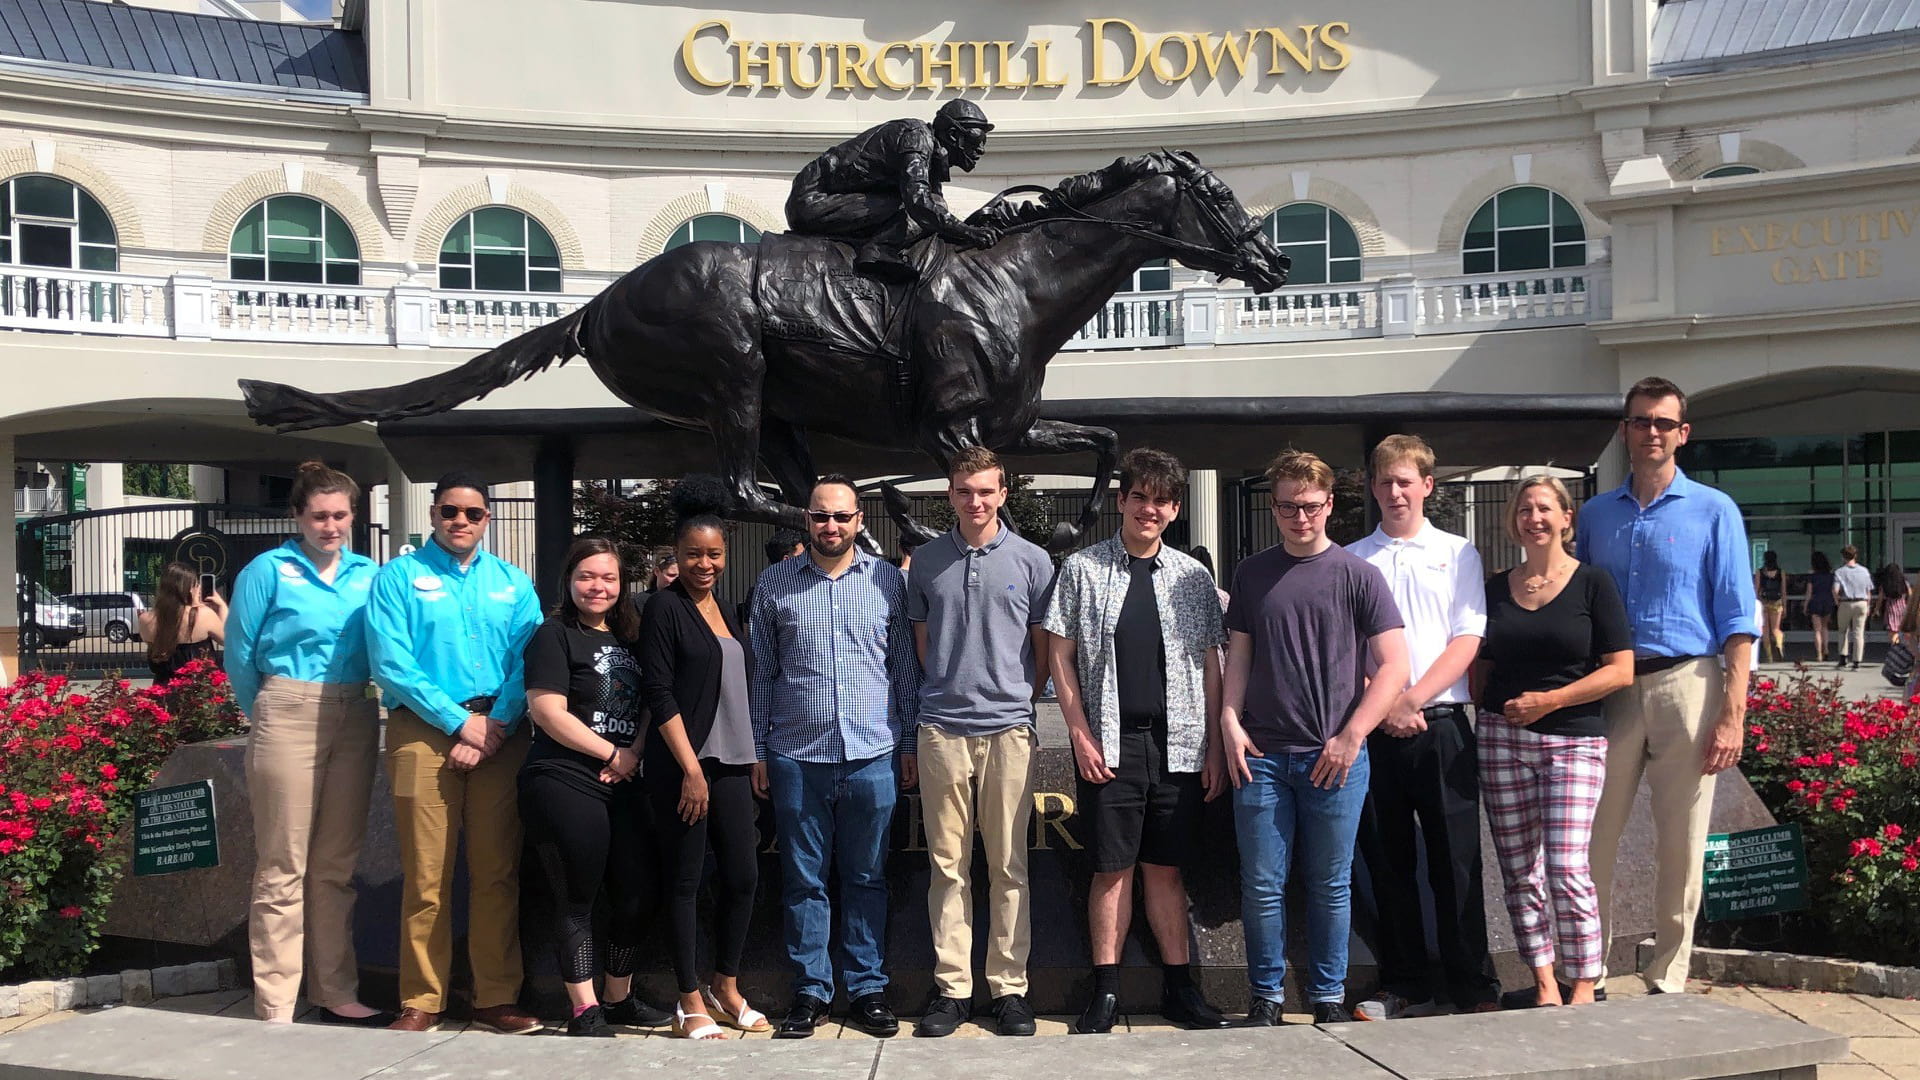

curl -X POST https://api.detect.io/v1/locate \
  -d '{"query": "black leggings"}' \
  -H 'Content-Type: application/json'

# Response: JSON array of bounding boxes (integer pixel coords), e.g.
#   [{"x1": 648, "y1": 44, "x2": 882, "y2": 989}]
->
[
  {"x1": 648, "y1": 760, "x2": 758, "y2": 995},
  {"x1": 520, "y1": 770, "x2": 655, "y2": 985}
]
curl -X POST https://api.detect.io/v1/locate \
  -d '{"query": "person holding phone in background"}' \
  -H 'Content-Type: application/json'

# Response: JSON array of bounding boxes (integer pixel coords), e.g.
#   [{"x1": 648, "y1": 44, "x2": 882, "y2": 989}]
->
[{"x1": 140, "y1": 561, "x2": 226, "y2": 683}]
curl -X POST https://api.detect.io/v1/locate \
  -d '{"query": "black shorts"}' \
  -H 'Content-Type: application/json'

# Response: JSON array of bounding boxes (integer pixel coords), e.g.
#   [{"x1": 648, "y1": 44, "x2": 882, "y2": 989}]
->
[{"x1": 1077, "y1": 728, "x2": 1203, "y2": 874}]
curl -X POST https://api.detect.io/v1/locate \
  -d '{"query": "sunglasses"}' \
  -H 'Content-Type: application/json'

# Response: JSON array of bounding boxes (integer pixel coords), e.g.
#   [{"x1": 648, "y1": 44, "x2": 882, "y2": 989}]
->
[
  {"x1": 806, "y1": 510, "x2": 860, "y2": 524},
  {"x1": 436, "y1": 505, "x2": 488, "y2": 524},
  {"x1": 1624, "y1": 416, "x2": 1683, "y2": 433}
]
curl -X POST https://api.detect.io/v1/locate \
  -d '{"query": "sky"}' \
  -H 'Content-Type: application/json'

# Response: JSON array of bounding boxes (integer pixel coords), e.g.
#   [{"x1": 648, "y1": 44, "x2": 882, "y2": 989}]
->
[{"x1": 288, "y1": 0, "x2": 331, "y2": 18}]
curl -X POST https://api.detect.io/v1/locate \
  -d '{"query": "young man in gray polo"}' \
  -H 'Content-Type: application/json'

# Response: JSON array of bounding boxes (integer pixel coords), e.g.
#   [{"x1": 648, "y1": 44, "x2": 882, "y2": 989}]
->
[{"x1": 908, "y1": 446, "x2": 1055, "y2": 1038}]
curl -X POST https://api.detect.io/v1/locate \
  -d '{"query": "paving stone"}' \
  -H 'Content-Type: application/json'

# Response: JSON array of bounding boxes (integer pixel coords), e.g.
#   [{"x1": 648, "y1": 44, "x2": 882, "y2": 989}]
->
[
  {"x1": 0, "y1": 1007, "x2": 460, "y2": 1078},
  {"x1": 383, "y1": 1024, "x2": 882, "y2": 1077},
  {"x1": 184, "y1": 961, "x2": 221, "y2": 995},
  {"x1": 1706, "y1": 985, "x2": 1799, "y2": 1019},
  {"x1": 1816, "y1": 1064, "x2": 1892, "y2": 1079},
  {"x1": 0, "y1": 987, "x2": 17, "y2": 1019},
  {"x1": 150, "y1": 965, "x2": 192, "y2": 999},
  {"x1": 83, "y1": 974, "x2": 121, "y2": 1006},
  {"x1": 143, "y1": 990, "x2": 249, "y2": 1017},
  {"x1": 1861, "y1": 997, "x2": 1920, "y2": 1034},
  {"x1": 120, "y1": 969, "x2": 153, "y2": 1006},
  {"x1": 873, "y1": 1023, "x2": 1387, "y2": 1080},
  {"x1": 1750, "y1": 990, "x2": 1914, "y2": 1038},
  {"x1": 1322, "y1": 993, "x2": 1848, "y2": 1080},
  {"x1": 1854, "y1": 1039, "x2": 1920, "y2": 1070},
  {"x1": 15, "y1": 980, "x2": 70, "y2": 1016}
]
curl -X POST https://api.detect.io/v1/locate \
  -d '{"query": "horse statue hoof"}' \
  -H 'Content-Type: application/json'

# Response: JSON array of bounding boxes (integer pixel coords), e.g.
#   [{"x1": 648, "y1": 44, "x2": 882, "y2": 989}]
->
[
  {"x1": 1047, "y1": 521, "x2": 1081, "y2": 553},
  {"x1": 880, "y1": 482, "x2": 943, "y2": 547}
]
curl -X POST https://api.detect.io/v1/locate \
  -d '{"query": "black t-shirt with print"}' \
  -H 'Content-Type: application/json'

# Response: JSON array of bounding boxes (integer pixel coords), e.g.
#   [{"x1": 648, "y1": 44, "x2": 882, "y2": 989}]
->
[
  {"x1": 520, "y1": 619, "x2": 645, "y2": 798},
  {"x1": 1113, "y1": 555, "x2": 1168, "y2": 733}
]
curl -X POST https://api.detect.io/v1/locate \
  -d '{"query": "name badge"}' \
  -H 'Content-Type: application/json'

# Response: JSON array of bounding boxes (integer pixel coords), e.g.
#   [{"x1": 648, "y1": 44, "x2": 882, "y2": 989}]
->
[
  {"x1": 279, "y1": 563, "x2": 303, "y2": 579},
  {"x1": 414, "y1": 575, "x2": 443, "y2": 591}
]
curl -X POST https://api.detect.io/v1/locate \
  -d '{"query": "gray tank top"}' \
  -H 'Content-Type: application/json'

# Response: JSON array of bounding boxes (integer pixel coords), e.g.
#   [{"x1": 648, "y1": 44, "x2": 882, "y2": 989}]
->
[{"x1": 700, "y1": 635, "x2": 758, "y2": 766}]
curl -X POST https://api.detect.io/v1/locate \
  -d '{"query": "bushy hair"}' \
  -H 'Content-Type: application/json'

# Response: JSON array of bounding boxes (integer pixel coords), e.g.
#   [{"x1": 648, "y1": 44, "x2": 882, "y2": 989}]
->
[
  {"x1": 1264, "y1": 449, "x2": 1334, "y2": 493},
  {"x1": 671, "y1": 474, "x2": 733, "y2": 544},
  {"x1": 1118, "y1": 447, "x2": 1186, "y2": 503}
]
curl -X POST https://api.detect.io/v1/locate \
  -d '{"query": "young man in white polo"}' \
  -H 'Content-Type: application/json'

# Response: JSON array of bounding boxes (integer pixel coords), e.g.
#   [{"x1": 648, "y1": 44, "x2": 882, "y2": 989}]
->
[{"x1": 1044, "y1": 448, "x2": 1232, "y2": 1034}]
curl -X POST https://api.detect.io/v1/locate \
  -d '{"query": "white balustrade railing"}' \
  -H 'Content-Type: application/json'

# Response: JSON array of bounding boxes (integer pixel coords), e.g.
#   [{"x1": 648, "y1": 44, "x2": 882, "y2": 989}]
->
[{"x1": 0, "y1": 265, "x2": 1610, "y2": 352}]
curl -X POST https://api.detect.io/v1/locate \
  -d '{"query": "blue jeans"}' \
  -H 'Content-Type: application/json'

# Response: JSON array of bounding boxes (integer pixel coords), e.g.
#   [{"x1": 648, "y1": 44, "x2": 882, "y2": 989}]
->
[
  {"x1": 768, "y1": 752, "x2": 898, "y2": 1001},
  {"x1": 1232, "y1": 747, "x2": 1371, "y2": 1004}
]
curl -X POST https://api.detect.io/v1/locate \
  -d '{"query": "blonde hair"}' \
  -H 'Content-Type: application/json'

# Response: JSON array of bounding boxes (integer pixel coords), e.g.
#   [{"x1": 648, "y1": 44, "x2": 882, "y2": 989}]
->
[
  {"x1": 1370, "y1": 434, "x2": 1435, "y2": 480},
  {"x1": 1264, "y1": 449, "x2": 1335, "y2": 494},
  {"x1": 1504, "y1": 475, "x2": 1577, "y2": 550}
]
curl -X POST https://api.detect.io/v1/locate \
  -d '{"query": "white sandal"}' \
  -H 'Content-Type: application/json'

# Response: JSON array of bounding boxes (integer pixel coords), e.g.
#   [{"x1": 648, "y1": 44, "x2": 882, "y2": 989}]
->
[
  {"x1": 701, "y1": 987, "x2": 771, "y2": 1033},
  {"x1": 673, "y1": 1003, "x2": 727, "y2": 1041}
]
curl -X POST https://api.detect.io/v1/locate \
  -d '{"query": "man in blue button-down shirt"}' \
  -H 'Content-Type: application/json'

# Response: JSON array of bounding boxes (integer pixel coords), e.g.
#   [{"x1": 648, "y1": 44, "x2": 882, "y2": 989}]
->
[
  {"x1": 749, "y1": 475, "x2": 919, "y2": 1040},
  {"x1": 367, "y1": 473, "x2": 543, "y2": 1034},
  {"x1": 1576, "y1": 377, "x2": 1758, "y2": 996}
]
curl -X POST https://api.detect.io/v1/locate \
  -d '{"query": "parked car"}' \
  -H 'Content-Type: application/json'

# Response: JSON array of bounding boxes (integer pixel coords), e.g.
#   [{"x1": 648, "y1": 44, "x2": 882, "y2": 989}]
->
[
  {"x1": 15, "y1": 575, "x2": 84, "y2": 650},
  {"x1": 61, "y1": 591, "x2": 149, "y2": 644}
]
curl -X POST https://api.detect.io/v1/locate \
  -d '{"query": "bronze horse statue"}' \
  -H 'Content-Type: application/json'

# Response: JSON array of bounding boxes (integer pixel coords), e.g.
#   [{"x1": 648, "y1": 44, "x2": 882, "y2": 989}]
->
[{"x1": 241, "y1": 150, "x2": 1289, "y2": 548}]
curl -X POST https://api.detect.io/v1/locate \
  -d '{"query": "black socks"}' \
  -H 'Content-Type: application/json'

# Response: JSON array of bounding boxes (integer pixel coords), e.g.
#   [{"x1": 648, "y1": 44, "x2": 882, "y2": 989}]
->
[{"x1": 1092, "y1": 964, "x2": 1121, "y2": 996}]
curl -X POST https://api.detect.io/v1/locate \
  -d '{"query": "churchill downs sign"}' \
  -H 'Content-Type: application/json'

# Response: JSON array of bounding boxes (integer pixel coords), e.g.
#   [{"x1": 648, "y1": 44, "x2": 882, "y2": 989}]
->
[{"x1": 680, "y1": 18, "x2": 1353, "y2": 92}]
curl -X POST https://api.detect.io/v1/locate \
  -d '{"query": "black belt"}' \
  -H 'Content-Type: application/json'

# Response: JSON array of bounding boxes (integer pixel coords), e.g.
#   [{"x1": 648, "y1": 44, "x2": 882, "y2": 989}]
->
[
  {"x1": 1421, "y1": 704, "x2": 1467, "y2": 722},
  {"x1": 461, "y1": 695, "x2": 497, "y2": 713},
  {"x1": 1634, "y1": 655, "x2": 1705, "y2": 678}
]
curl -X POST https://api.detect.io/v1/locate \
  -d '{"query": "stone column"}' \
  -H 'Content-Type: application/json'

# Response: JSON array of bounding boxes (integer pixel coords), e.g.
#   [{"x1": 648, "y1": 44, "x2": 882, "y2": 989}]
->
[
  {"x1": 1, "y1": 435, "x2": 17, "y2": 683},
  {"x1": 1187, "y1": 468, "x2": 1220, "y2": 561},
  {"x1": 532, "y1": 437, "x2": 575, "y2": 609},
  {"x1": 1595, "y1": 431, "x2": 1628, "y2": 493},
  {"x1": 385, "y1": 455, "x2": 412, "y2": 558}
]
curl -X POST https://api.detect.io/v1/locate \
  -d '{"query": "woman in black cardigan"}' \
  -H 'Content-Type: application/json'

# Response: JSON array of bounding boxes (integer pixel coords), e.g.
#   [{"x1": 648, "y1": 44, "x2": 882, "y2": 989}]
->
[{"x1": 638, "y1": 480, "x2": 767, "y2": 1041}]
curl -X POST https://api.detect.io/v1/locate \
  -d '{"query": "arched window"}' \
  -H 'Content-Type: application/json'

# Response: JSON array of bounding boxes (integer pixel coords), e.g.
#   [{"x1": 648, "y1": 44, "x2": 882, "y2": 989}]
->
[
  {"x1": 1130, "y1": 259, "x2": 1171, "y2": 291},
  {"x1": 664, "y1": 214, "x2": 762, "y2": 250},
  {"x1": 1262, "y1": 202, "x2": 1361, "y2": 285},
  {"x1": 1462, "y1": 187, "x2": 1585, "y2": 274},
  {"x1": 439, "y1": 207, "x2": 562, "y2": 292},
  {"x1": 1703, "y1": 164, "x2": 1761, "y2": 179},
  {"x1": 229, "y1": 195, "x2": 360, "y2": 285},
  {"x1": 1, "y1": 175, "x2": 116, "y2": 270}
]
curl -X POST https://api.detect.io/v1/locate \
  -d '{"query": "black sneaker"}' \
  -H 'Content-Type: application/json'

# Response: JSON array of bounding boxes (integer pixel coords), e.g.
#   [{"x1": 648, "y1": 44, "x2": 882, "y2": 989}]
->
[
  {"x1": 1311, "y1": 1001, "x2": 1352, "y2": 1025},
  {"x1": 1239, "y1": 999, "x2": 1285, "y2": 1027},
  {"x1": 915, "y1": 996, "x2": 971, "y2": 1038},
  {"x1": 1161, "y1": 985, "x2": 1231, "y2": 1029},
  {"x1": 992, "y1": 993, "x2": 1036, "y2": 1036},
  {"x1": 568, "y1": 1004, "x2": 615, "y2": 1037},
  {"x1": 601, "y1": 995, "x2": 673, "y2": 1028}
]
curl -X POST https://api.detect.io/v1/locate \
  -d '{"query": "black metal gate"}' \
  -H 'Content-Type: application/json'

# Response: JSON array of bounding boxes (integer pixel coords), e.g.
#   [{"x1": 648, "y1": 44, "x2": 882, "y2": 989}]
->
[{"x1": 15, "y1": 503, "x2": 335, "y2": 675}]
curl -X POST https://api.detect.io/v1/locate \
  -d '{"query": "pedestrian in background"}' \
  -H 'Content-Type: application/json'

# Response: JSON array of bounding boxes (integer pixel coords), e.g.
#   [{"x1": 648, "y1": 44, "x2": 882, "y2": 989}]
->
[
  {"x1": 1805, "y1": 551, "x2": 1835, "y2": 663},
  {"x1": 1834, "y1": 546, "x2": 1874, "y2": 672}
]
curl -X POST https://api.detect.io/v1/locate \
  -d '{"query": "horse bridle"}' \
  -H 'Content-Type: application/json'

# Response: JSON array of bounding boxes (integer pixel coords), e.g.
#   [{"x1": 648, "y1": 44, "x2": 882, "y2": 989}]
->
[{"x1": 983, "y1": 175, "x2": 1265, "y2": 275}]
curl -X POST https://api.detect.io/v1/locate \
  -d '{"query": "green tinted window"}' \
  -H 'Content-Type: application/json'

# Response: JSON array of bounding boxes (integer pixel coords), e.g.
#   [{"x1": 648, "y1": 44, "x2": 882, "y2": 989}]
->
[
  {"x1": 3, "y1": 176, "x2": 118, "y2": 272},
  {"x1": 666, "y1": 214, "x2": 762, "y2": 250},
  {"x1": 1462, "y1": 186, "x2": 1586, "y2": 274},
  {"x1": 440, "y1": 207, "x2": 562, "y2": 292},
  {"x1": 473, "y1": 207, "x2": 525, "y2": 249},
  {"x1": 228, "y1": 196, "x2": 357, "y2": 285},
  {"x1": 1703, "y1": 164, "x2": 1760, "y2": 179},
  {"x1": 1261, "y1": 203, "x2": 1362, "y2": 286}
]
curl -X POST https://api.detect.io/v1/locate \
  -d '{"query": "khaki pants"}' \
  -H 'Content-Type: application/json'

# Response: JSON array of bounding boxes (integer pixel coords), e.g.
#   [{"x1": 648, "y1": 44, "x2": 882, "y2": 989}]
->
[
  {"x1": 1589, "y1": 658, "x2": 1723, "y2": 993},
  {"x1": 920, "y1": 724, "x2": 1035, "y2": 1000},
  {"x1": 1836, "y1": 599, "x2": 1871, "y2": 665},
  {"x1": 387, "y1": 706, "x2": 530, "y2": 1013},
  {"x1": 245, "y1": 677, "x2": 379, "y2": 1020}
]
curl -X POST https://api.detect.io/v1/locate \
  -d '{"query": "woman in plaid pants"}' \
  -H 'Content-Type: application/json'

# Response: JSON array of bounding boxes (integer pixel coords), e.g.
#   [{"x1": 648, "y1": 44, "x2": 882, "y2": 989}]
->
[{"x1": 1475, "y1": 477, "x2": 1635, "y2": 1008}]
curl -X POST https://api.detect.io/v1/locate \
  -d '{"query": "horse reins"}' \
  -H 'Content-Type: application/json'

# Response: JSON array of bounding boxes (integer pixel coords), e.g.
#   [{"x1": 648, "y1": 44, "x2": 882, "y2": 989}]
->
[{"x1": 981, "y1": 180, "x2": 1263, "y2": 273}]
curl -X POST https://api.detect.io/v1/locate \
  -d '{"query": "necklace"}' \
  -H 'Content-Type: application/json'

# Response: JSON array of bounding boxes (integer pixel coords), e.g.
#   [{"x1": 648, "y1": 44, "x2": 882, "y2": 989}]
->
[{"x1": 1521, "y1": 560, "x2": 1574, "y2": 594}]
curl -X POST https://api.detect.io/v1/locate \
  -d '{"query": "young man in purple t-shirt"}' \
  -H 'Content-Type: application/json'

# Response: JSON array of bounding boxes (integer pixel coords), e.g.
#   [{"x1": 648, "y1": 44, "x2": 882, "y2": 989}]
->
[{"x1": 1218, "y1": 450, "x2": 1409, "y2": 1026}]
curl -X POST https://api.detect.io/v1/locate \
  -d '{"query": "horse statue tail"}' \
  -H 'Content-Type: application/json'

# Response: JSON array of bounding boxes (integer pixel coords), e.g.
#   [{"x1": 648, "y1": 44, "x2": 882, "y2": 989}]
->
[{"x1": 239, "y1": 303, "x2": 591, "y2": 433}]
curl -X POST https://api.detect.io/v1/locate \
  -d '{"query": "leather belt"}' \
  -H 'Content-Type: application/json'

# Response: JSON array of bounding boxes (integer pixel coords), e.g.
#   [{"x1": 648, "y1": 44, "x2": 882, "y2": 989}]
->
[
  {"x1": 1634, "y1": 655, "x2": 1705, "y2": 678},
  {"x1": 1422, "y1": 704, "x2": 1467, "y2": 721},
  {"x1": 461, "y1": 695, "x2": 497, "y2": 714}
]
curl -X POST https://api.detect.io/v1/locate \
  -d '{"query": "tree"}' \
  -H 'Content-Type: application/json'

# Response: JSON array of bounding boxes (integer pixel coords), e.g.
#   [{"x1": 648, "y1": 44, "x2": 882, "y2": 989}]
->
[
  {"x1": 1327, "y1": 469, "x2": 1466, "y2": 545},
  {"x1": 572, "y1": 479, "x2": 677, "y2": 577},
  {"x1": 918, "y1": 474, "x2": 1057, "y2": 546},
  {"x1": 124, "y1": 464, "x2": 192, "y2": 500}
]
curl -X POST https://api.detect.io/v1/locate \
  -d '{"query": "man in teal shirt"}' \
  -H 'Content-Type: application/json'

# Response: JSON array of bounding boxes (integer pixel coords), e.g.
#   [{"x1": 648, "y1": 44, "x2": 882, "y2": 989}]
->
[{"x1": 367, "y1": 473, "x2": 543, "y2": 1034}]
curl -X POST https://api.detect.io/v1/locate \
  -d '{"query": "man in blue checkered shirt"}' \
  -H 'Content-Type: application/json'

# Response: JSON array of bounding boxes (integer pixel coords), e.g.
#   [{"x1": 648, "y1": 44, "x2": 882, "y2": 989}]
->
[{"x1": 748, "y1": 474, "x2": 920, "y2": 1040}]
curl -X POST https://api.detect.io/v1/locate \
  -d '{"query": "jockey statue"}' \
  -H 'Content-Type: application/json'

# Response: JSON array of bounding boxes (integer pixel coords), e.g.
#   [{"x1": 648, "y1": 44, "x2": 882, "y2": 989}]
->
[{"x1": 785, "y1": 99, "x2": 1001, "y2": 283}]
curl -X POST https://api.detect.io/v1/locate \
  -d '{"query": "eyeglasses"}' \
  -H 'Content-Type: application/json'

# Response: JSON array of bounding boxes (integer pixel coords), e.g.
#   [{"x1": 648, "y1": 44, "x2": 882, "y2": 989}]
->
[
  {"x1": 436, "y1": 505, "x2": 487, "y2": 524},
  {"x1": 806, "y1": 510, "x2": 859, "y2": 524},
  {"x1": 1273, "y1": 500, "x2": 1330, "y2": 520},
  {"x1": 1624, "y1": 416, "x2": 1684, "y2": 434}
]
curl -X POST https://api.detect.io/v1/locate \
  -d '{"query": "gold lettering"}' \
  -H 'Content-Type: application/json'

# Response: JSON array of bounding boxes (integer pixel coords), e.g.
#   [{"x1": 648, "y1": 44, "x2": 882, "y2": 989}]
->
[
  {"x1": 969, "y1": 41, "x2": 993, "y2": 87},
  {"x1": 1318, "y1": 21, "x2": 1352, "y2": 71},
  {"x1": 1808, "y1": 252, "x2": 1833, "y2": 281},
  {"x1": 831, "y1": 41, "x2": 879, "y2": 90},
  {"x1": 1030, "y1": 38, "x2": 1068, "y2": 87},
  {"x1": 1149, "y1": 33, "x2": 1199, "y2": 82},
  {"x1": 1710, "y1": 226, "x2": 1732, "y2": 256},
  {"x1": 1886, "y1": 208, "x2": 1914, "y2": 239},
  {"x1": 1087, "y1": 17, "x2": 1146, "y2": 85},
  {"x1": 990, "y1": 40, "x2": 1027, "y2": 88},
  {"x1": 1821, "y1": 217, "x2": 1839, "y2": 246},
  {"x1": 732, "y1": 38, "x2": 781, "y2": 89},
  {"x1": 1032, "y1": 792, "x2": 1081, "y2": 850},
  {"x1": 1857, "y1": 247, "x2": 1882, "y2": 278},
  {"x1": 679, "y1": 19, "x2": 732, "y2": 89},
  {"x1": 1771, "y1": 256, "x2": 1798, "y2": 285},
  {"x1": 1738, "y1": 224, "x2": 1765, "y2": 253},
  {"x1": 1194, "y1": 30, "x2": 1257, "y2": 79},
  {"x1": 873, "y1": 41, "x2": 915, "y2": 90},
  {"x1": 1266, "y1": 25, "x2": 1318, "y2": 73},
  {"x1": 1764, "y1": 222, "x2": 1787, "y2": 251},
  {"x1": 1791, "y1": 220, "x2": 1815, "y2": 249},
  {"x1": 917, "y1": 39, "x2": 966, "y2": 90},
  {"x1": 781, "y1": 42, "x2": 824, "y2": 90}
]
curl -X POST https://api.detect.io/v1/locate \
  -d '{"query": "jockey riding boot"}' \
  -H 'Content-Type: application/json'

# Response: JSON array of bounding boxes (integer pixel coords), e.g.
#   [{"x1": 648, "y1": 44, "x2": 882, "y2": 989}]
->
[{"x1": 854, "y1": 240, "x2": 918, "y2": 284}]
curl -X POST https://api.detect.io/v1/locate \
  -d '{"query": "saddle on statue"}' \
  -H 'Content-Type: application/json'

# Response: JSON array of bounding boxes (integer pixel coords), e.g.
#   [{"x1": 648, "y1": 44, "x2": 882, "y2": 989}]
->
[{"x1": 753, "y1": 233, "x2": 948, "y2": 364}]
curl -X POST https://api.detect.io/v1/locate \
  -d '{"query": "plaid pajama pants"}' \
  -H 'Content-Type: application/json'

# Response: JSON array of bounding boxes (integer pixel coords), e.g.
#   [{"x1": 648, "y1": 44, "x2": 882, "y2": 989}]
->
[{"x1": 1479, "y1": 717, "x2": 1608, "y2": 980}]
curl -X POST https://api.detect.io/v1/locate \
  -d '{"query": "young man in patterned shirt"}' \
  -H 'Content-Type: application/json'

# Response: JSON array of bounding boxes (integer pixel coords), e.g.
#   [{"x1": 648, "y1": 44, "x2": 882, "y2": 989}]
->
[{"x1": 1044, "y1": 448, "x2": 1232, "y2": 1034}]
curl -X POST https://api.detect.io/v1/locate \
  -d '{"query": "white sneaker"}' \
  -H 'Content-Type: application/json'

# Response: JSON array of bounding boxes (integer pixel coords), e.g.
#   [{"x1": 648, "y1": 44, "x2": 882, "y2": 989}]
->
[{"x1": 1353, "y1": 991, "x2": 1437, "y2": 1021}]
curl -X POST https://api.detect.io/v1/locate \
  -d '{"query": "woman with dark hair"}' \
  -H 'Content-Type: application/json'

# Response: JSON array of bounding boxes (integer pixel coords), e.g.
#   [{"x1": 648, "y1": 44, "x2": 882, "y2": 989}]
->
[
  {"x1": 638, "y1": 477, "x2": 766, "y2": 1041},
  {"x1": 1880, "y1": 562, "x2": 1910, "y2": 648},
  {"x1": 1805, "y1": 551, "x2": 1836, "y2": 664},
  {"x1": 516, "y1": 537, "x2": 672, "y2": 1037},
  {"x1": 139, "y1": 561, "x2": 226, "y2": 682},
  {"x1": 222, "y1": 461, "x2": 388, "y2": 1025},
  {"x1": 1754, "y1": 551, "x2": 1786, "y2": 664}
]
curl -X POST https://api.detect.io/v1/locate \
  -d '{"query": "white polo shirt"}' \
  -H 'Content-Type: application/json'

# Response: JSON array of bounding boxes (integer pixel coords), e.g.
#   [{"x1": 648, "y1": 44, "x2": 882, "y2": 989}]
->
[{"x1": 1347, "y1": 519, "x2": 1486, "y2": 705}]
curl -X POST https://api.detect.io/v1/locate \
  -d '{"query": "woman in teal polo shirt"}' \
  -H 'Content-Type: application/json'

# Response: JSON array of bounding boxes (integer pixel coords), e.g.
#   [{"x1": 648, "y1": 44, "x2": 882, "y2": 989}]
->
[{"x1": 224, "y1": 461, "x2": 391, "y2": 1027}]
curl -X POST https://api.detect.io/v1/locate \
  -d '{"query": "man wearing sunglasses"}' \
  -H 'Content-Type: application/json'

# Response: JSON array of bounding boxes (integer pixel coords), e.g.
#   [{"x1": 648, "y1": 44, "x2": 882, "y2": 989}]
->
[
  {"x1": 748, "y1": 475, "x2": 920, "y2": 1039},
  {"x1": 368, "y1": 472, "x2": 544, "y2": 1034},
  {"x1": 1576, "y1": 377, "x2": 1757, "y2": 996}
]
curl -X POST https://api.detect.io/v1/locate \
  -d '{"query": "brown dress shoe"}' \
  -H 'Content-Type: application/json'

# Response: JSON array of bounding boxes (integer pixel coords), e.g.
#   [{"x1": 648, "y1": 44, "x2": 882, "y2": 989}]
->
[
  {"x1": 472, "y1": 1003, "x2": 543, "y2": 1035},
  {"x1": 388, "y1": 1007, "x2": 441, "y2": 1032}
]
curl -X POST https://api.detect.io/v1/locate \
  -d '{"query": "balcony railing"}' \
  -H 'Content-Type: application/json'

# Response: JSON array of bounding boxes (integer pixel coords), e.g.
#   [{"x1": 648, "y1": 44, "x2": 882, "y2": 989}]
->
[{"x1": 0, "y1": 265, "x2": 1607, "y2": 353}]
